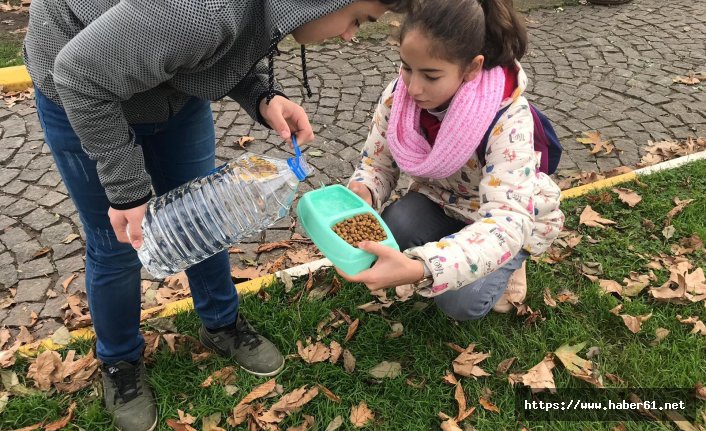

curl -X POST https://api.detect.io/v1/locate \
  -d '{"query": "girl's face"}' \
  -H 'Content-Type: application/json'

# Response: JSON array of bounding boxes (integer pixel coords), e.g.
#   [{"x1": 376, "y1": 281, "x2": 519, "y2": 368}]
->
[
  {"x1": 399, "y1": 29, "x2": 483, "y2": 111},
  {"x1": 292, "y1": 1, "x2": 389, "y2": 44}
]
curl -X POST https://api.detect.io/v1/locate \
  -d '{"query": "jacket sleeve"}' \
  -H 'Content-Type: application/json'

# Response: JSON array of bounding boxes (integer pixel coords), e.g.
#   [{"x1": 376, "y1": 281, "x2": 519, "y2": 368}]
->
[
  {"x1": 227, "y1": 59, "x2": 285, "y2": 127},
  {"x1": 347, "y1": 81, "x2": 400, "y2": 210},
  {"x1": 405, "y1": 100, "x2": 538, "y2": 297},
  {"x1": 52, "y1": 0, "x2": 220, "y2": 208}
]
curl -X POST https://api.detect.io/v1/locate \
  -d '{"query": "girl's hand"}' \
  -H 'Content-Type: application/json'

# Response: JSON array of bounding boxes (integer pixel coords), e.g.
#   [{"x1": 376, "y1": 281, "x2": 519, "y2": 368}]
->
[
  {"x1": 259, "y1": 95, "x2": 315, "y2": 145},
  {"x1": 108, "y1": 203, "x2": 148, "y2": 249},
  {"x1": 348, "y1": 182, "x2": 373, "y2": 206},
  {"x1": 336, "y1": 241, "x2": 426, "y2": 290}
]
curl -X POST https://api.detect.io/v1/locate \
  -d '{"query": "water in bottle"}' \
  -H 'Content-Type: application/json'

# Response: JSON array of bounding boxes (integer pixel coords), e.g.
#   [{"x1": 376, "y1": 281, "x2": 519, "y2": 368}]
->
[{"x1": 138, "y1": 139, "x2": 312, "y2": 278}]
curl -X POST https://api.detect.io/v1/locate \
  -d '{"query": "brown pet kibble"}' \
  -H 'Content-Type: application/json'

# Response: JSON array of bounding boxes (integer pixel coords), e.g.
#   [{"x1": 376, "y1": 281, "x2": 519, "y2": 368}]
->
[{"x1": 332, "y1": 213, "x2": 387, "y2": 247}]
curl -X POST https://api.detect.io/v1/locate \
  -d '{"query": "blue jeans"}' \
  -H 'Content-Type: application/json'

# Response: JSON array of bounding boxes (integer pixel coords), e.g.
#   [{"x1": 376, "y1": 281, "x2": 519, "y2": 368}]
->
[
  {"x1": 382, "y1": 192, "x2": 529, "y2": 321},
  {"x1": 35, "y1": 88, "x2": 238, "y2": 364}
]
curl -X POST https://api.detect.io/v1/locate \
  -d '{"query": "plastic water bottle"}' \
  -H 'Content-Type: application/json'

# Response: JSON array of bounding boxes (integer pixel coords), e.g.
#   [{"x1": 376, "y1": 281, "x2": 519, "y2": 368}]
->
[{"x1": 137, "y1": 138, "x2": 312, "y2": 278}]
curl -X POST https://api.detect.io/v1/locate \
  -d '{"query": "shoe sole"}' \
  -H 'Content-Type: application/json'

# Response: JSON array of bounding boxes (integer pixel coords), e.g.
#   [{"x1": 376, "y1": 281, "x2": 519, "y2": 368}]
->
[
  {"x1": 198, "y1": 327, "x2": 285, "y2": 377},
  {"x1": 113, "y1": 411, "x2": 157, "y2": 431}
]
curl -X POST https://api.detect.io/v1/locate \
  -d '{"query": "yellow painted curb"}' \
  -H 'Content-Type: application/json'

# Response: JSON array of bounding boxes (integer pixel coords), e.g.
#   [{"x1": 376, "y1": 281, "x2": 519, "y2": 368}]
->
[
  {"x1": 0, "y1": 65, "x2": 32, "y2": 92},
  {"x1": 560, "y1": 171, "x2": 637, "y2": 200},
  {"x1": 18, "y1": 274, "x2": 279, "y2": 356}
]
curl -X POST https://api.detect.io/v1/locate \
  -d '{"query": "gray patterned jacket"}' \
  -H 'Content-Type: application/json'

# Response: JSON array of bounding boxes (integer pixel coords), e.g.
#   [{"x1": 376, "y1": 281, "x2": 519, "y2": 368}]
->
[{"x1": 24, "y1": 0, "x2": 355, "y2": 208}]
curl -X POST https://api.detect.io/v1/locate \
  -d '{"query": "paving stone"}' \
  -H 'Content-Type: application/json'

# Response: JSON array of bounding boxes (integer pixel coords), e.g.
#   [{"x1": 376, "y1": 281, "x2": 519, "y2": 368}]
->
[
  {"x1": 2, "y1": 303, "x2": 44, "y2": 327},
  {"x1": 0, "y1": 196, "x2": 18, "y2": 210},
  {"x1": 0, "y1": 169, "x2": 20, "y2": 187},
  {"x1": 11, "y1": 240, "x2": 44, "y2": 264},
  {"x1": 54, "y1": 255, "x2": 85, "y2": 273},
  {"x1": 5, "y1": 199, "x2": 35, "y2": 217},
  {"x1": 37, "y1": 191, "x2": 67, "y2": 207},
  {"x1": 40, "y1": 223, "x2": 75, "y2": 246},
  {"x1": 52, "y1": 241, "x2": 83, "y2": 260},
  {"x1": 13, "y1": 278, "x2": 52, "y2": 302},
  {"x1": 0, "y1": 227, "x2": 31, "y2": 248},
  {"x1": 4, "y1": 180, "x2": 28, "y2": 195},
  {"x1": 37, "y1": 171, "x2": 62, "y2": 188},
  {"x1": 17, "y1": 257, "x2": 55, "y2": 279},
  {"x1": 0, "y1": 264, "x2": 18, "y2": 288},
  {"x1": 22, "y1": 208, "x2": 60, "y2": 231},
  {"x1": 1, "y1": 115, "x2": 26, "y2": 138},
  {"x1": 42, "y1": 293, "x2": 69, "y2": 319},
  {"x1": 54, "y1": 272, "x2": 86, "y2": 295}
]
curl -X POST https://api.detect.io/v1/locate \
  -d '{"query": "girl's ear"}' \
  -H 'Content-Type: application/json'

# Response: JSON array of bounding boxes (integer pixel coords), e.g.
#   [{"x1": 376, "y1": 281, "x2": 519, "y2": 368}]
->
[{"x1": 462, "y1": 55, "x2": 485, "y2": 82}]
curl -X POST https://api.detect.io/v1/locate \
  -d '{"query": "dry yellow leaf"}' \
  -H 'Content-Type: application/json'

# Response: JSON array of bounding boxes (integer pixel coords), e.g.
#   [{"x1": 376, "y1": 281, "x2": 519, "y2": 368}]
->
[
  {"x1": 350, "y1": 401, "x2": 374, "y2": 428},
  {"x1": 452, "y1": 344, "x2": 490, "y2": 379},
  {"x1": 554, "y1": 342, "x2": 603, "y2": 387},
  {"x1": 579, "y1": 205, "x2": 616, "y2": 228},
  {"x1": 612, "y1": 188, "x2": 642, "y2": 207},
  {"x1": 296, "y1": 339, "x2": 331, "y2": 363},
  {"x1": 508, "y1": 354, "x2": 556, "y2": 394}
]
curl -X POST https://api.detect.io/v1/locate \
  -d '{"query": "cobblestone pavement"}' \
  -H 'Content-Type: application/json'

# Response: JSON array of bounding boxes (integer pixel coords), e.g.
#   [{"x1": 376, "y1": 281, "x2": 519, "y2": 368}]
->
[{"x1": 0, "y1": 0, "x2": 704, "y2": 340}]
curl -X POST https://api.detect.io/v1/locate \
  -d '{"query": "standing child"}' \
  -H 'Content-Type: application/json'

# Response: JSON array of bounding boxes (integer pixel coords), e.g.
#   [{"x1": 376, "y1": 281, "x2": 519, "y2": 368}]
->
[{"x1": 341, "y1": 0, "x2": 565, "y2": 320}]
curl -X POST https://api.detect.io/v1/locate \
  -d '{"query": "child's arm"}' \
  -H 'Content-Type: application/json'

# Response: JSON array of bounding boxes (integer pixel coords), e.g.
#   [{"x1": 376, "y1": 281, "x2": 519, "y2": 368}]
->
[
  {"x1": 405, "y1": 100, "x2": 540, "y2": 297},
  {"x1": 347, "y1": 81, "x2": 400, "y2": 210}
]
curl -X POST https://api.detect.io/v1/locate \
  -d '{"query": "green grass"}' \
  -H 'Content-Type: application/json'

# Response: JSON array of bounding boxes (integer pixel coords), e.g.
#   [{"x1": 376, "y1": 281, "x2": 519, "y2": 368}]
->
[
  {"x1": 0, "y1": 37, "x2": 23, "y2": 68},
  {"x1": 3, "y1": 161, "x2": 706, "y2": 431}
]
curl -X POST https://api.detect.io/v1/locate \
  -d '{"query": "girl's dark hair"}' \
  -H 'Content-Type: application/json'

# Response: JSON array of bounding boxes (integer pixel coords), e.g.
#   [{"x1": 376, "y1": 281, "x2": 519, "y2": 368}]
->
[
  {"x1": 379, "y1": 0, "x2": 415, "y2": 13},
  {"x1": 399, "y1": 0, "x2": 527, "y2": 69}
]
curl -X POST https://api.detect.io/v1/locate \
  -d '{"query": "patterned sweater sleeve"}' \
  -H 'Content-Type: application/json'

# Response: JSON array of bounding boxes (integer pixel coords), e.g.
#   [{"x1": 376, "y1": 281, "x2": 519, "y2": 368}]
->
[
  {"x1": 52, "y1": 1, "x2": 220, "y2": 208},
  {"x1": 405, "y1": 100, "x2": 538, "y2": 297},
  {"x1": 347, "y1": 81, "x2": 400, "y2": 210}
]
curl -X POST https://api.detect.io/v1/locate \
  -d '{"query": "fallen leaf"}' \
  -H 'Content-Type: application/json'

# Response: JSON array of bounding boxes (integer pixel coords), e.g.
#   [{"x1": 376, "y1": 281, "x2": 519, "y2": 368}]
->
[
  {"x1": 27, "y1": 350, "x2": 63, "y2": 391},
  {"x1": 166, "y1": 418, "x2": 198, "y2": 431},
  {"x1": 454, "y1": 383, "x2": 475, "y2": 421},
  {"x1": 556, "y1": 289, "x2": 579, "y2": 304},
  {"x1": 452, "y1": 344, "x2": 490, "y2": 379},
  {"x1": 619, "y1": 313, "x2": 652, "y2": 334},
  {"x1": 387, "y1": 322, "x2": 404, "y2": 339},
  {"x1": 694, "y1": 383, "x2": 706, "y2": 401},
  {"x1": 663, "y1": 225, "x2": 676, "y2": 240},
  {"x1": 577, "y1": 131, "x2": 614, "y2": 155},
  {"x1": 543, "y1": 289, "x2": 557, "y2": 307},
  {"x1": 317, "y1": 384, "x2": 341, "y2": 403},
  {"x1": 325, "y1": 415, "x2": 344, "y2": 431},
  {"x1": 443, "y1": 373, "x2": 458, "y2": 385},
  {"x1": 178, "y1": 410, "x2": 196, "y2": 425},
  {"x1": 257, "y1": 241, "x2": 292, "y2": 253},
  {"x1": 31, "y1": 246, "x2": 51, "y2": 260},
  {"x1": 61, "y1": 273, "x2": 79, "y2": 293},
  {"x1": 650, "y1": 328, "x2": 670, "y2": 346},
  {"x1": 599, "y1": 279, "x2": 623, "y2": 296},
  {"x1": 579, "y1": 206, "x2": 616, "y2": 228},
  {"x1": 438, "y1": 412, "x2": 463, "y2": 431},
  {"x1": 508, "y1": 354, "x2": 556, "y2": 394},
  {"x1": 258, "y1": 385, "x2": 319, "y2": 424},
  {"x1": 201, "y1": 412, "x2": 226, "y2": 431},
  {"x1": 343, "y1": 349, "x2": 356, "y2": 373},
  {"x1": 0, "y1": 329, "x2": 10, "y2": 350},
  {"x1": 286, "y1": 415, "x2": 315, "y2": 431},
  {"x1": 612, "y1": 188, "x2": 641, "y2": 207},
  {"x1": 345, "y1": 318, "x2": 360, "y2": 343},
  {"x1": 673, "y1": 73, "x2": 702, "y2": 85},
  {"x1": 229, "y1": 379, "x2": 277, "y2": 426},
  {"x1": 479, "y1": 396, "x2": 500, "y2": 413},
  {"x1": 44, "y1": 401, "x2": 76, "y2": 431},
  {"x1": 296, "y1": 339, "x2": 330, "y2": 363},
  {"x1": 664, "y1": 410, "x2": 699, "y2": 431},
  {"x1": 495, "y1": 357, "x2": 516, "y2": 375},
  {"x1": 230, "y1": 266, "x2": 266, "y2": 281},
  {"x1": 50, "y1": 326, "x2": 72, "y2": 346},
  {"x1": 357, "y1": 301, "x2": 391, "y2": 313},
  {"x1": 665, "y1": 198, "x2": 695, "y2": 226},
  {"x1": 280, "y1": 270, "x2": 294, "y2": 292},
  {"x1": 201, "y1": 366, "x2": 238, "y2": 388},
  {"x1": 237, "y1": 136, "x2": 255, "y2": 149},
  {"x1": 329, "y1": 340, "x2": 342, "y2": 364},
  {"x1": 369, "y1": 361, "x2": 401, "y2": 379},
  {"x1": 555, "y1": 342, "x2": 603, "y2": 387},
  {"x1": 677, "y1": 315, "x2": 706, "y2": 336},
  {"x1": 350, "y1": 401, "x2": 374, "y2": 428}
]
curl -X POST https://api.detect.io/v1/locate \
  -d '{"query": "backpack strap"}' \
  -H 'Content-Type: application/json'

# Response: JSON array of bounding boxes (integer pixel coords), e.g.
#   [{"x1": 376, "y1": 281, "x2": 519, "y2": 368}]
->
[{"x1": 475, "y1": 104, "x2": 512, "y2": 168}]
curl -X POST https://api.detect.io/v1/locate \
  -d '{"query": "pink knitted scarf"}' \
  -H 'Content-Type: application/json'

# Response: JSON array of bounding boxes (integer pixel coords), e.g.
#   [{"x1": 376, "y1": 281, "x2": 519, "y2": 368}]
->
[{"x1": 387, "y1": 67, "x2": 506, "y2": 179}]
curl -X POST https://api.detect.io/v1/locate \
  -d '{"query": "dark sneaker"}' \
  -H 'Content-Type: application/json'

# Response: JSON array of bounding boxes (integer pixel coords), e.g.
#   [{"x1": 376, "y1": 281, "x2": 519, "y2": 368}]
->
[
  {"x1": 102, "y1": 360, "x2": 158, "y2": 431},
  {"x1": 199, "y1": 313, "x2": 285, "y2": 377}
]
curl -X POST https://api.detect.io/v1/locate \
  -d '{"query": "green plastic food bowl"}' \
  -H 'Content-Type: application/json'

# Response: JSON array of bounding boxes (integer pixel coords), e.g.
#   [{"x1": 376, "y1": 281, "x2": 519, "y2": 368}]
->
[{"x1": 296, "y1": 184, "x2": 399, "y2": 276}]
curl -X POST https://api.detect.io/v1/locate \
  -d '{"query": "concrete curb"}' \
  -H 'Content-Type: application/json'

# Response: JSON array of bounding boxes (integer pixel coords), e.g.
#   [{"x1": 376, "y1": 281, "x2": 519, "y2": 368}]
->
[
  {"x1": 15, "y1": 135, "x2": 706, "y2": 355},
  {"x1": 0, "y1": 65, "x2": 32, "y2": 92}
]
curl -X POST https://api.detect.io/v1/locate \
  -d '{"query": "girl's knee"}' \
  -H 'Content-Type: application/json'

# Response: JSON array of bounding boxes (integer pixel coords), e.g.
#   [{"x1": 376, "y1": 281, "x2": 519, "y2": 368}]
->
[{"x1": 434, "y1": 292, "x2": 494, "y2": 321}]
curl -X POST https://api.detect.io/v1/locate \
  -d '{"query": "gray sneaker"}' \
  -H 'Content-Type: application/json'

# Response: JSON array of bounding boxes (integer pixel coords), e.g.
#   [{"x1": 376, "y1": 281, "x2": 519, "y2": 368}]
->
[
  {"x1": 199, "y1": 313, "x2": 285, "y2": 377},
  {"x1": 102, "y1": 360, "x2": 158, "y2": 431}
]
